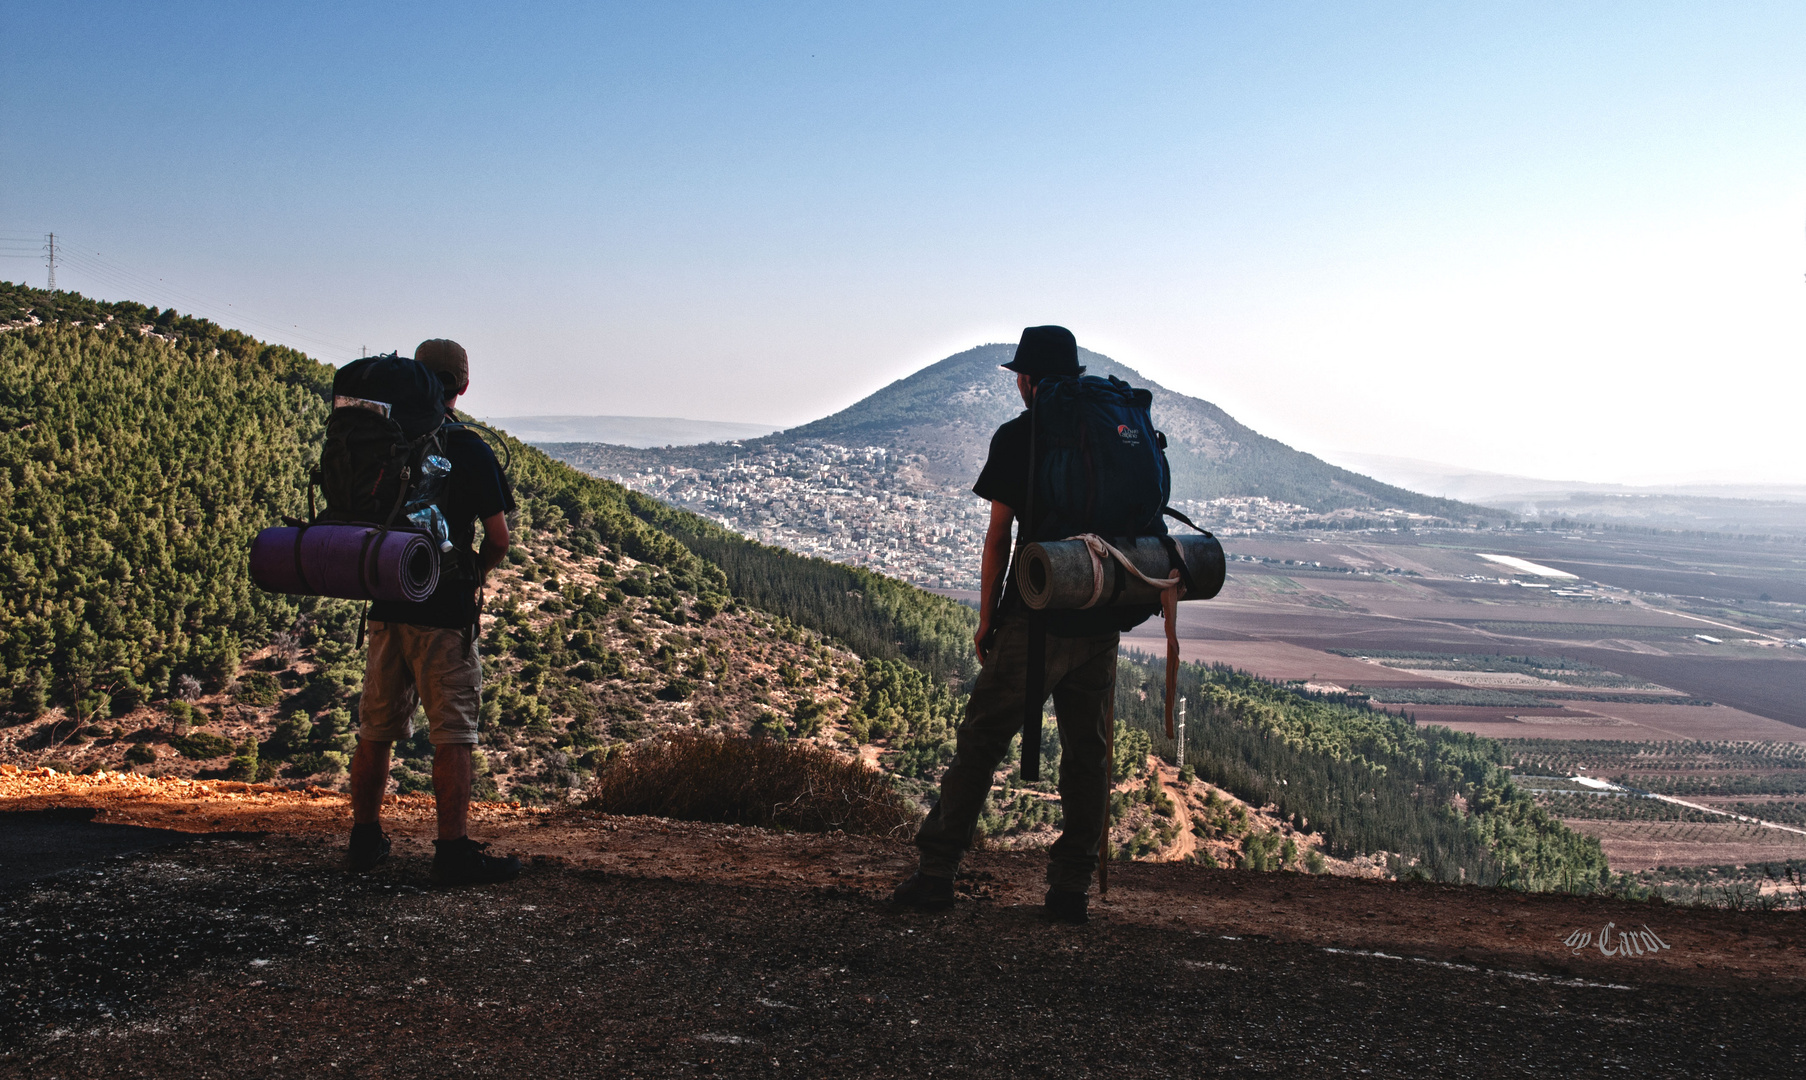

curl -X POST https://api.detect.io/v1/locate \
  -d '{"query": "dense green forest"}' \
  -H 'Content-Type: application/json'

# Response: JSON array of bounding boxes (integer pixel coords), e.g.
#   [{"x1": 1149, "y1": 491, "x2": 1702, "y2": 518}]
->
[
  {"x1": 0, "y1": 285, "x2": 330, "y2": 718},
  {"x1": 1113, "y1": 655, "x2": 1610, "y2": 891}
]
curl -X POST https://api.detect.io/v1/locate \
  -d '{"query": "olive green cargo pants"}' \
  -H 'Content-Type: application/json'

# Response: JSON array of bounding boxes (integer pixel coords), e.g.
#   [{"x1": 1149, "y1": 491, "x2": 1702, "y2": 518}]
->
[{"x1": 914, "y1": 612, "x2": 1119, "y2": 894}]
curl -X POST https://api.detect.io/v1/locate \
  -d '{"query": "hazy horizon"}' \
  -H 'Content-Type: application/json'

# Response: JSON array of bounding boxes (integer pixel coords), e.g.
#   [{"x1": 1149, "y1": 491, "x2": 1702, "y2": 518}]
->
[{"x1": 5, "y1": 3, "x2": 1802, "y2": 486}]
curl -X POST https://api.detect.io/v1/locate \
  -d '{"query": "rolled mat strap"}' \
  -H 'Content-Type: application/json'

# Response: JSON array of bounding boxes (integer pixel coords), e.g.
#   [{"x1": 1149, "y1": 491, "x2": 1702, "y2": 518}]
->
[
  {"x1": 1018, "y1": 533, "x2": 1225, "y2": 612},
  {"x1": 290, "y1": 525, "x2": 311, "y2": 595},
  {"x1": 1073, "y1": 534, "x2": 1183, "y2": 738},
  {"x1": 1075, "y1": 534, "x2": 1183, "y2": 602},
  {"x1": 250, "y1": 524, "x2": 439, "y2": 603},
  {"x1": 1161, "y1": 585, "x2": 1178, "y2": 740}
]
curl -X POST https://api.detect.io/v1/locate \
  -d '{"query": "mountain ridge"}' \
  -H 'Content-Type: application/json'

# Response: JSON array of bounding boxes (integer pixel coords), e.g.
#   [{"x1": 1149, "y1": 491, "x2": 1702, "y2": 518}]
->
[{"x1": 552, "y1": 343, "x2": 1500, "y2": 520}]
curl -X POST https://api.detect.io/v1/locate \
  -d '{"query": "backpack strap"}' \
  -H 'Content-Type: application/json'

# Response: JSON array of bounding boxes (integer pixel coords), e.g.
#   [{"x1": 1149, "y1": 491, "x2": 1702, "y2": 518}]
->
[
  {"x1": 1017, "y1": 387, "x2": 1046, "y2": 781},
  {"x1": 1157, "y1": 534, "x2": 1198, "y2": 600},
  {"x1": 1021, "y1": 621, "x2": 1047, "y2": 783},
  {"x1": 1159, "y1": 588, "x2": 1180, "y2": 739},
  {"x1": 290, "y1": 524, "x2": 312, "y2": 595},
  {"x1": 1070, "y1": 532, "x2": 1187, "y2": 738},
  {"x1": 1098, "y1": 686, "x2": 1114, "y2": 896},
  {"x1": 355, "y1": 525, "x2": 382, "y2": 598},
  {"x1": 1102, "y1": 542, "x2": 1130, "y2": 608},
  {"x1": 377, "y1": 460, "x2": 414, "y2": 530},
  {"x1": 1162, "y1": 505, "x2": 1208, "y2": 534},
  {"x1": 445, "y1": 419, "x2": 515, "y2": 475}
]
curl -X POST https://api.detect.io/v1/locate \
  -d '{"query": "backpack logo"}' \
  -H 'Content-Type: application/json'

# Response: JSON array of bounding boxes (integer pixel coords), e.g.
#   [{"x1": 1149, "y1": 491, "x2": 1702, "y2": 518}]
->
[{"x1": 1116, "y1": 423, "x2": 1141, "y2": 445}]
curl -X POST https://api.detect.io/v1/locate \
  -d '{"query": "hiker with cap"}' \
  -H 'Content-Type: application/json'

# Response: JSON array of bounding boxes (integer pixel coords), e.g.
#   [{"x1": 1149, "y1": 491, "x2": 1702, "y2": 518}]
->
[
  {"x1": 892, "y1": 325, "x2": 1121, "y2": 924},
  {"x1": 346, "y1": 339, "x2": 523, "y2": 885}
]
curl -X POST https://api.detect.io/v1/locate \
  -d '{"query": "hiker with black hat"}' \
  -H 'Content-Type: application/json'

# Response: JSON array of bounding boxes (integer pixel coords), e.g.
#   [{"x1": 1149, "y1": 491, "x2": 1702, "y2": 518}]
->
[
  {"x1": 346, "y1": 338, "x2": 523, "y2": 885},
  {"x1": 892, "y1": 325, "x2": 1121, "y2": 924}
]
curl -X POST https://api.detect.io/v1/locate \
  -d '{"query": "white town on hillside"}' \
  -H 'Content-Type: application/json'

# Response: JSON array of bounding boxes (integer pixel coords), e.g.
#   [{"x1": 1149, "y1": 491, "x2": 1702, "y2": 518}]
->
[{"x1": 596, "y1": 438, "x2": 1449, "y2": 591}]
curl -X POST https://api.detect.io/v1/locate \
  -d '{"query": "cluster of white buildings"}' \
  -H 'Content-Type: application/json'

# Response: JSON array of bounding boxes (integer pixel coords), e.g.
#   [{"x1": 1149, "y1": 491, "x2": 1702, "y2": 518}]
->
[
  {"x1": 609, "y1": 441, "x2": 992, "y2": 589},
  {"x1": 604, "y1": 441, "x2": 1460, "y2": 590}
]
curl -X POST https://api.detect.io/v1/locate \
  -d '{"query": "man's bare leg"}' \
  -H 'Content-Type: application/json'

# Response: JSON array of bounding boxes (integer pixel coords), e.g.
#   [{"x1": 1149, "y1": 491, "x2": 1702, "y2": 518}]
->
[
  {"x1": 434, "y1": 744, "x2": 473, "y2": 841},
  {"x1": 350, "y1": 739, "x2": 393, "y2": 826}
]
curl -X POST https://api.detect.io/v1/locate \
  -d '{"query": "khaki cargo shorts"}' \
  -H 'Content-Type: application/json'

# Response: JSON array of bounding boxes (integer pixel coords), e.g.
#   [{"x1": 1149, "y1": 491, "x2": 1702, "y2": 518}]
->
[{"x1": 358, "y1": 621, "x2": 482, "y2": 746}]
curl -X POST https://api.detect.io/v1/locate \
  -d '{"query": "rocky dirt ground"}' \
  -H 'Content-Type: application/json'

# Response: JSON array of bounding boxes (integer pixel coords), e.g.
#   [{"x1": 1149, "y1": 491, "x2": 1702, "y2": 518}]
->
[{"x1": 3, "y1": 771, "x2": 1804, "y2": 1078}]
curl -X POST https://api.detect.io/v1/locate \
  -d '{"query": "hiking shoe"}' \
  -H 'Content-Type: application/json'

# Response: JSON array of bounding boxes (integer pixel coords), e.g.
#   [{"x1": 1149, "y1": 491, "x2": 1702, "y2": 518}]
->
[
  {"x1": 1042, "y1": 889, "x2": 1089, "y2": 925},
  {"x1": 431, "y1": 836, "x2": 522, "y2": 886},
  {"x1": 891, "y1": 871, "x2": 955, "y2": 911},
  {"x1": 347, "y1": 823, "x2": 390, "y2": 873}
]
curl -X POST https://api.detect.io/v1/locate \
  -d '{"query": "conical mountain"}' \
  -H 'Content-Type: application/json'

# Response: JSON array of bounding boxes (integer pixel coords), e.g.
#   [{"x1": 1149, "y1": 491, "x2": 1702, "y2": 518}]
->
[{"x1": 781, "y1": 344, "x2": 1486, "y2": 517}]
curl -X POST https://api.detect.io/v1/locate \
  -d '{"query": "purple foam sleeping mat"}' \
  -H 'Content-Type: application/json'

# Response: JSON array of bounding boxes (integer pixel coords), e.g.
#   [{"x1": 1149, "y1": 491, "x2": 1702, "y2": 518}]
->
[{"x1": 249, "y1": 524, "x2": 439, "y2": 603}]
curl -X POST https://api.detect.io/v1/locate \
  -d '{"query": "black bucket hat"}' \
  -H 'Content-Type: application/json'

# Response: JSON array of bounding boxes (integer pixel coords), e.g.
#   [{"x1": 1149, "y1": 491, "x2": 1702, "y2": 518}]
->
[{"x1": 1002, "y1": 325, "x2": 1084, "y2": 377}]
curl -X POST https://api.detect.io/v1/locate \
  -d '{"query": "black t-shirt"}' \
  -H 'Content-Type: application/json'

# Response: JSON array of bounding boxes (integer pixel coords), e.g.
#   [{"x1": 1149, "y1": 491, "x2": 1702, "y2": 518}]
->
[
  {"x1": 973, "y1": 411, "x2": 1123, "y2": 639},
  {"x1": 972, "y1": 413, "x2": 1032, "y2": 515},
  {"x1": 369, "y1": 426, "x2": 515, "y2": 630}
]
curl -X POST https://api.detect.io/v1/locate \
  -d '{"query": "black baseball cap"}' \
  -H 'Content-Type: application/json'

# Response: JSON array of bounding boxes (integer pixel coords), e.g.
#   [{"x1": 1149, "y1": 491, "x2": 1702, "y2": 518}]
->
[{"x1": 1002, "y1": 325, "x2": 1084, "y2": 377}]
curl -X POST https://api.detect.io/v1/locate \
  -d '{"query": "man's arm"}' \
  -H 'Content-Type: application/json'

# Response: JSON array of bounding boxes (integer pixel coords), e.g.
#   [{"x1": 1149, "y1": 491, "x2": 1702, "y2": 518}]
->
[
  {"x1": 974, "y1": 500, "x2": 1014, "y2": 663},
  {"x1": 477, "y1": 511, "x2": 510, "y2": 584}
]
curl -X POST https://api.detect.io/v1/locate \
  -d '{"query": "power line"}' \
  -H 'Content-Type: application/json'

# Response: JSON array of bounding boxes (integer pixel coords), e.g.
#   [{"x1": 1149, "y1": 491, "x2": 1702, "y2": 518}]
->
[{"x1": 34, "y1": 240, "x2": 361, "y2": 358}]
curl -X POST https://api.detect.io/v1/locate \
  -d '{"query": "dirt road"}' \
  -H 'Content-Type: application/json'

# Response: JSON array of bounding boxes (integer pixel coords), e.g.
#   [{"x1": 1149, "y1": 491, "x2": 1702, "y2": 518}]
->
[{"x1": 4, "y1": 773, "x2": 1804, "y2": 1077}]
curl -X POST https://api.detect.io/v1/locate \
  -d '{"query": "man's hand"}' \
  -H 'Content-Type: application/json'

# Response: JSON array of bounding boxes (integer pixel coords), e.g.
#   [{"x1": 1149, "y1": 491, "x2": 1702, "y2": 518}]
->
[
  {"x1": 974, "y1": 617, "x2": 993, "y2": 664},
  {"x1": 974, "y1": 500, "x2": 1014, "y2": 666}
]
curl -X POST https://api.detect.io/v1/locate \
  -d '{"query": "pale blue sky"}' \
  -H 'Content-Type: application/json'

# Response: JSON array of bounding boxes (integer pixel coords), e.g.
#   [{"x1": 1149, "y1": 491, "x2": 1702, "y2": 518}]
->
[{"x1": 4, "y1": 2, "x2": 1802, "y2": 484}]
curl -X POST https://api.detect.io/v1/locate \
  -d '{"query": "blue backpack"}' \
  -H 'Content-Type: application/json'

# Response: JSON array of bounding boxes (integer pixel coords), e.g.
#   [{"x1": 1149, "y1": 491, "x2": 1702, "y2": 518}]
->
[{"x1": 1026, "y1": 374, "x2": 1172, "y2": 545}]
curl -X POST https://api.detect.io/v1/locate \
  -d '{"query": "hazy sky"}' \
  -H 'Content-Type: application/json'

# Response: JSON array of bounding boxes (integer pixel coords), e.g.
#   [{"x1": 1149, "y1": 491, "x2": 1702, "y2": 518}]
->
[{"x1": 4, "y1": 2, "x2": 1802, "y2": 485}]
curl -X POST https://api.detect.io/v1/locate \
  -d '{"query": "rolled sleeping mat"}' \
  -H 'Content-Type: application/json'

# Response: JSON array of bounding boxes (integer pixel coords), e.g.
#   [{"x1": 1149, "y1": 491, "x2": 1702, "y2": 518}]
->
[
  {"x1": 1018, "y1": 533, "x2": 1225, "y2": 611},
  {"x1": 249, "y1": 524, "x2": 440, "y2": 603}
]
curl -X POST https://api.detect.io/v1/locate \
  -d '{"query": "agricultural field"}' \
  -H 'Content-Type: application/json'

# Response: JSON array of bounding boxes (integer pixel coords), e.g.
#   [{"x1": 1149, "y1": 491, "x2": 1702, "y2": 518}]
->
[
  {"x1": 1110, "y1": 525, "x2": 1806, "y2": 891},
  {"x1": 1503, "y1": 738, "x2": 1806, "y2": 890},
  {"x1": 1555, "y1": 820, "x2": 1806, "y2": 875},
  {"x1": 1125, "y1": 526, "x2": 1806, "y2": 737}
]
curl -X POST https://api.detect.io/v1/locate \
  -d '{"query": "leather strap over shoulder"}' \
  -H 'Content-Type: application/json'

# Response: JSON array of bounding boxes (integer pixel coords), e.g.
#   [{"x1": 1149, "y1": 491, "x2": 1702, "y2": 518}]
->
[{"x1": 1162, "y1": 505, "x2": 1210, "y2": 535}]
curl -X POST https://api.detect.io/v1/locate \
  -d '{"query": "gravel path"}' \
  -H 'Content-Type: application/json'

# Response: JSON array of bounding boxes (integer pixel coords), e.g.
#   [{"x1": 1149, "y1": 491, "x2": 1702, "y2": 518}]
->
[{"x1": 4, "y1": 828, "x2": 1802, "y2": 1079}]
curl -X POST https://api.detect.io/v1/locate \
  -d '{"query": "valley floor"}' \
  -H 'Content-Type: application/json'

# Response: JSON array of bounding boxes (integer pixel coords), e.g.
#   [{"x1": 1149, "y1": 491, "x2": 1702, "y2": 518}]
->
[{"x1": 4, "y1": 776, "x2": 1803, "y2": 1078}]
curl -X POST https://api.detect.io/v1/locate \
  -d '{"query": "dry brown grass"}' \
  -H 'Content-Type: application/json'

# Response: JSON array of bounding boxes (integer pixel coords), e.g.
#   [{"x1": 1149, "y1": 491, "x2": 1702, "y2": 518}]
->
[{"x1": 584, "y1": 732, "x2": 920, "y2": 838}]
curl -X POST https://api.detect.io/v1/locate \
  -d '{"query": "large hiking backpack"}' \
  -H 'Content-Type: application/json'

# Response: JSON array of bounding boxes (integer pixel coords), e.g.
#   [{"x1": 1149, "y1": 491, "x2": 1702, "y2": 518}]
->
[
  {"x1": 1026, "y1": 374, "x2": 1171, "y2": 546},
  {"x1": 1014, "y1": 372, "x2": 1212, "y2": 780},
  {"x1": 314, "y1": 352, "x2": 449, "y2": 529}
]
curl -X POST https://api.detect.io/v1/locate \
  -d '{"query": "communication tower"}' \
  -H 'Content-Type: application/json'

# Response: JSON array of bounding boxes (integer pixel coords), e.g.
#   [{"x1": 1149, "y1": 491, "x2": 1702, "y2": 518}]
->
[{"x1": 1175, "y1": 695, "x2": 1186, "y2": 768}]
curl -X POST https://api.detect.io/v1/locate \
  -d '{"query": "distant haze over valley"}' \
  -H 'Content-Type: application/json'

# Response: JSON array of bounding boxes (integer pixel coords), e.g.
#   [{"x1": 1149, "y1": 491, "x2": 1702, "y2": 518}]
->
[
  {"x1": 1327, "y1": 452, "x2": 1806, "y2": 537},
  {"x1": 481, "y1": 415, "x2": 778, "y2": 448}
]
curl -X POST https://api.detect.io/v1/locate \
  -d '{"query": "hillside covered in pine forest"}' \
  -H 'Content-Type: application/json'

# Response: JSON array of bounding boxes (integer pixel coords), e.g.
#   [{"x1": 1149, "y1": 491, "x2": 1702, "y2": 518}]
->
[{"x1": 0, "y1": 281, "x2": 1604, "y2": 891}]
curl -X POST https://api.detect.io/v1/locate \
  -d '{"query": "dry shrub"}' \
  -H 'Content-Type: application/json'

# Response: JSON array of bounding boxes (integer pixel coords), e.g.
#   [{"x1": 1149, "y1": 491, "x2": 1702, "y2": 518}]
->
[{"x1": 585, "y1": 732, "x2": 920, "y2": 838}]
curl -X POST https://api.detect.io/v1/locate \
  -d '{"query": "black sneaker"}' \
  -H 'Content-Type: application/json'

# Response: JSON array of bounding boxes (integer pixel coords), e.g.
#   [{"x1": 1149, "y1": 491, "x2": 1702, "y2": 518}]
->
[
  {"x1": 347, "y1": 823, "x2": 390, "y2": 873},
  {"x1": 431, "y1": 836, "x2": 522, "y2": 886},
  {"x1": 1042, "y1": 889, "x2": 1089, "y2": 925},
  {"x1": 891, "y1": 871, "x2": 955, "y2": 911}
]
